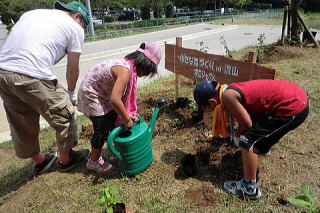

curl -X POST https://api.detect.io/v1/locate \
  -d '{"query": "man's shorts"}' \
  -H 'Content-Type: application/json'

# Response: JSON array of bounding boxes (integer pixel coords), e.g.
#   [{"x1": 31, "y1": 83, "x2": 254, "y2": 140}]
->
[
  {"x1": 239, "y1": 106, "x2": 309, "y2": 155},
  {"x1": 0, "y1": 69, "x2": 77, "y2": 158}
]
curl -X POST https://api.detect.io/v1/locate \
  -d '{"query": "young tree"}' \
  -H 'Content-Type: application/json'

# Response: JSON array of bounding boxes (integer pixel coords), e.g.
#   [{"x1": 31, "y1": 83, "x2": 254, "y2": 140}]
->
[{"x1": 291, "y1": 0, "x2": 301, "y2": 43}]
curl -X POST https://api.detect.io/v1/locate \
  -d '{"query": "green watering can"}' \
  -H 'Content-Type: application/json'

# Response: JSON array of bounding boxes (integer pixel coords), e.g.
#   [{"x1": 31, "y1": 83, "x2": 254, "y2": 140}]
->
[{"x1": 108, "y1": 108, "x2": 160, "y2": 176}]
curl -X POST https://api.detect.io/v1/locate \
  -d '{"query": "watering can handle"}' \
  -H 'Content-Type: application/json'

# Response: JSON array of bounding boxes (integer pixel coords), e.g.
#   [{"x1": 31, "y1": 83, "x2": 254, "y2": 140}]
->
[
  {"x1": 107, "y1": 117, "x2": 143, "y2": 160},
  {"x1": 107, "y1": 127, "x2": 122, "y2": 160},
  {"x1": 149, "y1": 108, "x2": 160, "y2": 134}
]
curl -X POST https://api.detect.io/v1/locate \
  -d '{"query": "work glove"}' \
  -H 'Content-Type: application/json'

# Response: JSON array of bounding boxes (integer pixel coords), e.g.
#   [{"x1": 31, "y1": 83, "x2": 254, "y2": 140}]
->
[
  {"x1": 68, "y1": 91, "x2": 77, "y2": 106},
  {"x1": 233, "y1": 137, "x2": 240, "y2": 147}
]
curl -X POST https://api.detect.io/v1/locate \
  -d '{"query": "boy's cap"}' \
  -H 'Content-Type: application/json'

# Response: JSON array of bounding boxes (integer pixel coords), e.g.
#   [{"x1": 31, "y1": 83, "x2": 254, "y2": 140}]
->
[
  {"x1": 54, "y1": 1, "x2": 89, "y2": 26},
  {"x1": 193, "y1": 80, "x2": 219, "y2": 106},
  {"x1": 137, "y1": 42, "x2": 162, "y2": 65}
]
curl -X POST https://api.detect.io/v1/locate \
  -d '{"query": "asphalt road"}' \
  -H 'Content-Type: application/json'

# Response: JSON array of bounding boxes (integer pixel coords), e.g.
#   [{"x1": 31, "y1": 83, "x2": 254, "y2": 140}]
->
[{"x1": 0, "y1": 23, "x2": 284, "y2": 141}]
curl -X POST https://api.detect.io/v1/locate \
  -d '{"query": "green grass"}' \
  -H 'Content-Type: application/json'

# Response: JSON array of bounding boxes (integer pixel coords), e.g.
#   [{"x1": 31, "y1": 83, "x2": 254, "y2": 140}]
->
[
  {"x1": 209, "y1": 14, "x2": 284, "y2": 25},
  {"x1": 208, "y1": 12, "x2": 320, "y2": 30},
  {"x1": 301, "y1": 12, "x2": 320, "y2": 29}
]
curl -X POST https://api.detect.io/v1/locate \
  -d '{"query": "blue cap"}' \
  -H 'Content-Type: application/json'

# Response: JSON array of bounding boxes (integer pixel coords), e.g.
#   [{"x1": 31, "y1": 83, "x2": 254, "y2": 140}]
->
[{"x1": 193, "y1": 80, "x2": 218, "y2": 106}]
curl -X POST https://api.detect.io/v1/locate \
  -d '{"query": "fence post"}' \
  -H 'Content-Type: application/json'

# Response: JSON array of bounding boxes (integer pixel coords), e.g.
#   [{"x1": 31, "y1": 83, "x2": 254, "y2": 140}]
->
[
  {"x1": 287, "y1": 9, "x2": 291, "y2": 40},
  {"x1": 281, "y1": 6, "x2": 288, "y2": 45},
  {"x1": 175, "y1": 37, "x2": 182, "y2": 99}
]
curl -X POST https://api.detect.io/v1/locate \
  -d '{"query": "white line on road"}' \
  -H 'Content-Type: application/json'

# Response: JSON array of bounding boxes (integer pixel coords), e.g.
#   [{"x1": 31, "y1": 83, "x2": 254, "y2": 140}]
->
[{"x1": 56, "y1": 25, "x2": 239, "y2": 68}]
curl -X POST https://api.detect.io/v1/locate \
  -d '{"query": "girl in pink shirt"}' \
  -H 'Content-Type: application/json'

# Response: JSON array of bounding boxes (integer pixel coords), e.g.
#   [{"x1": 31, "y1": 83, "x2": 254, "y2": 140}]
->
[{"x1": 77, "y1": 42, "x2": 162, "y2": 174}]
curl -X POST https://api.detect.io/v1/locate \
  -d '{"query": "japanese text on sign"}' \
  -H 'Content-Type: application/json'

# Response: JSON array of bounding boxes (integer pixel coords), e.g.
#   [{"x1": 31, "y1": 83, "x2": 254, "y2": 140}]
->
[{"x1": 178, "y1": 53, "x2": 240, "y2": 80}]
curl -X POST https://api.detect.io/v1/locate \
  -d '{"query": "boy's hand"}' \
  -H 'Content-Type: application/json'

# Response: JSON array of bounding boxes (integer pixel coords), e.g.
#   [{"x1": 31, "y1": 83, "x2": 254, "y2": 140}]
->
[{"x1": 233, "y1": 137, "x2": 240, "y2": 147}]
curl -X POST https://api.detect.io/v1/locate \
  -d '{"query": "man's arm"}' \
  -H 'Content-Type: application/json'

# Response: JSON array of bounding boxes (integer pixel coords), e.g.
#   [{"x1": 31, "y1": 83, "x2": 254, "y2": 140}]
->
[
  {"x1": 222, "y1": 89, "x2": 252, "y2": 137},
  {"x1": 66, "y1": 52, "x2": 81, "y2": 92},
  {"x1": 65, "y1": 52, "x2": 81, "y2": 105}
]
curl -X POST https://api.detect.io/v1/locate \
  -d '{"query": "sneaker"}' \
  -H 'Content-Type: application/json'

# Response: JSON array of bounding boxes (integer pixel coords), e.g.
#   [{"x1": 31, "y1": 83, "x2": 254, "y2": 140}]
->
[
  {"x1": 58, "y1": 149, "x2": 90, "y2": 172},
  {"x1": 224, "y1": 179, "x2": 262, "y2": 200},
  {"x1": 260, "y1": 150, "x2": 271, "y2": 156},
  {"x1": 86, "y1": 156, "x2": 114, "y2": 174},
  {"x1": 34, "y1": 153, "x2": 57, "y2": 176}
]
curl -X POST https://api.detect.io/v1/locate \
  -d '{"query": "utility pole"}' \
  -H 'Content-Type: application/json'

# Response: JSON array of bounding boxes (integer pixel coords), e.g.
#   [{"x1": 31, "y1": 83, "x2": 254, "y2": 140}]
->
[{"x1": 85, "y1": 0, "x2": 95, "y2": 39}]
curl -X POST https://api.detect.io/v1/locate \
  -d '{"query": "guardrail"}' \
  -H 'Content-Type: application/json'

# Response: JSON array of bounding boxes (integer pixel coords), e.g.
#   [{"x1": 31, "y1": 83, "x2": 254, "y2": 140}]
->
[{"x1": 86, "y1": 8, "x2": 284, "y2": 41}]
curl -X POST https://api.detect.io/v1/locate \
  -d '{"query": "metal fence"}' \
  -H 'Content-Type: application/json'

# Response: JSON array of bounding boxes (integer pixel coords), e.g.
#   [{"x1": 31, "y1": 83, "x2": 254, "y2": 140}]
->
[{"x1": 86, "y1": 8, "x2": 284, "y2": 41}]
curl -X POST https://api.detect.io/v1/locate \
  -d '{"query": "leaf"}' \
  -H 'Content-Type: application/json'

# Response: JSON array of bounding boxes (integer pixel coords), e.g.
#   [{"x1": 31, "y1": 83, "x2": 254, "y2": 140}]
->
[
  {"x1": 300, "y1": 185, "x2": 316, "y2": 205},
  {"x1": 109, "y1": 196, "x2": 123, "y2": 204},
  {"x1": 105, "y1": 206, "x2": 113, "y2": 213},
  {"x1": 109, "y1": 186, "x2": 119, "y2": 194},
  {"x1": 288, "y1": 197, "x2": 312, "y2": 208},
  {"x1": 94, "y1": 196, "x2": 106, "y2": 206}
]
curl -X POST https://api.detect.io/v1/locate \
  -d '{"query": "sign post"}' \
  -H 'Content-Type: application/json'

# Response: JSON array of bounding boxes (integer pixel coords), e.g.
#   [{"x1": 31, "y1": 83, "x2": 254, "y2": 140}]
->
[{"x1": 175, "y1": 37, "x2": 182, "y2": 99}]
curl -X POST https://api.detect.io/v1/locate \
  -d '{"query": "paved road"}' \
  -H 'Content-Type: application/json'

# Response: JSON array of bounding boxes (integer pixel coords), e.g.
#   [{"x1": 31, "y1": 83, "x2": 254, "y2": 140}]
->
[{"x1": 0, "y1": 23, "x2": 284, "y2": 141}]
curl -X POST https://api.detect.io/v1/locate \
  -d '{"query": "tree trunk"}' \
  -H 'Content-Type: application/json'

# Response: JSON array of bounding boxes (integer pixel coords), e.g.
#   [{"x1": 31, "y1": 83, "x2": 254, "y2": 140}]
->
[{"x1": 290, "y1": 0, "x2": 303, "y2": 43}]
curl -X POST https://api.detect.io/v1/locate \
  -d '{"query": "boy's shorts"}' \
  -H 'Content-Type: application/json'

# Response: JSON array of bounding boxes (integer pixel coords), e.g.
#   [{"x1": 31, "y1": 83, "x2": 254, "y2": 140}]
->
[{"x1": 239, "y1": 106, "x2": 309, "y2": 155}]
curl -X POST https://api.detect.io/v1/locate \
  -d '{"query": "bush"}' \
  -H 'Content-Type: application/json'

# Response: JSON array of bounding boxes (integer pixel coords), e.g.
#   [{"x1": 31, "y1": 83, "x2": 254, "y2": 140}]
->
[
  {"x1": 165, "y1": 4, "x2": 174, "y2": 18},
  {"x1": 104, "y1": 16, "x2": 118, "y2": 23},
  {"x1": 141, "y1": 7, "x2": 150, "y2": 20},
  {"x1": 301, "y1": 0, "x2": 320, "y2": 12},
  {"x1": 153, "y1": 6, "x2": 164, "y2": 18}
]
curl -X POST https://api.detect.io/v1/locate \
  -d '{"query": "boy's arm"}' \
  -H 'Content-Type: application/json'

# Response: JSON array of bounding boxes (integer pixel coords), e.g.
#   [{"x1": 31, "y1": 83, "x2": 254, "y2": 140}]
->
[{"x1": 222, "y1": 89, "x2": 252, "y2": 137}]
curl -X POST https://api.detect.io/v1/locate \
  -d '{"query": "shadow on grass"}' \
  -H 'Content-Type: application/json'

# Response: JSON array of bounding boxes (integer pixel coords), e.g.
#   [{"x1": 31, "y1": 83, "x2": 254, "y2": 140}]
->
[
  {"x1": 0, "y1": 148, "x2": 127, "y2": 200},
  {"x1": 0, "y1": 162, "x2": 34, "y2": 200}
]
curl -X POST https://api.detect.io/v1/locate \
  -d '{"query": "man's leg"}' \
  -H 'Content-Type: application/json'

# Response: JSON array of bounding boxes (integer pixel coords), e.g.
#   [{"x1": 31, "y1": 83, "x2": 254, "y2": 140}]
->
[
  {"x1": 28, "y1": 79, "x2": 89, "y2": 171},
  {"x1": 0, "y1": 70, "x2": 56, "y2": 175}
]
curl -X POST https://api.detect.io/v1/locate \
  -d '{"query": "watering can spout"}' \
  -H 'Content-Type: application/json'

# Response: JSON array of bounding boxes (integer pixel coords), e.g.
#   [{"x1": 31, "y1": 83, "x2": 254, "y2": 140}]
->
[{"x1": 149, "y1": 108, "x2": 160, "y2": 134}]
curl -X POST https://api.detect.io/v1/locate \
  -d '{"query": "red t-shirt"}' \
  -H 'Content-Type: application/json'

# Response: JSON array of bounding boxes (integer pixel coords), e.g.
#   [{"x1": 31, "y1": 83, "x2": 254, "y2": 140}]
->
[{"x1": 228, "y1": 79, "x2": 308, "y2": 116}]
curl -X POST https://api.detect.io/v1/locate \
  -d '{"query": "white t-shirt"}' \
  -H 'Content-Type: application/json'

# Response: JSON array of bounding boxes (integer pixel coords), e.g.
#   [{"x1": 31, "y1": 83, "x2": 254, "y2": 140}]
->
[{"x1": 0, "y1": 9, "x2": 84, "y2": 80}]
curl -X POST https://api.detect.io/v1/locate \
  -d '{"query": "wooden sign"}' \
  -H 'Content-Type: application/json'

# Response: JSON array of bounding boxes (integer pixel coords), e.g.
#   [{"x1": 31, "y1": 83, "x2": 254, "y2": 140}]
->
[{"x1": 165, "y1": 44, "x2": 275, "y2": 84}]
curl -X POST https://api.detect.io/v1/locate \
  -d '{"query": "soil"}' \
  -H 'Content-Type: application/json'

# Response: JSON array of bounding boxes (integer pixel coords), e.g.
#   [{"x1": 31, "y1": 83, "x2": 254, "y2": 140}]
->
[
  {"x1": 76, "y1": 45, "x2": 320, "y2": 208},
  {"x1": 79, "y1": 79, "x2": 245, "y2": 207}
]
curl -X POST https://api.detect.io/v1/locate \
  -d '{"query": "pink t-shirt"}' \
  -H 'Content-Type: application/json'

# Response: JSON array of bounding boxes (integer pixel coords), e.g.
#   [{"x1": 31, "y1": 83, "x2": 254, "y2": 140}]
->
[{"x1": 77, "y1": 59, "x2": 130, "y2": 116}]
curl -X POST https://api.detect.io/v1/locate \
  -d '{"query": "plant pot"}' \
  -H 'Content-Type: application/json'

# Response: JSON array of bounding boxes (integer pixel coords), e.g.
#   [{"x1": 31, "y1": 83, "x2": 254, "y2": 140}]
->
[
  {"x1": 302, "y1": 30, "x2": 317, "y2": 43},
  {"x1": 191, "y1": 109, "x2": 204, "y2": 123},
  {"x1": 175, "y1": 97, "x2": 189, "y2": 108},
  {"x1": 112, "y1": 203, "x2": 126, "y2": 213},
  {"x1": 181, "y1": 154, "x2": 196, "y2": 177},
  {"x1": 155, "y1": 97, "x2": 167, "y2": 108}
]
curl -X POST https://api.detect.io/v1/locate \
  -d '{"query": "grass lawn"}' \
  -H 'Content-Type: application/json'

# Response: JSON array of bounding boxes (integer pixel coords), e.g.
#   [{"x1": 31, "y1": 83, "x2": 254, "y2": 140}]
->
[{"x1": 209, "y1": 12, "x2": 320, "y2": 30}]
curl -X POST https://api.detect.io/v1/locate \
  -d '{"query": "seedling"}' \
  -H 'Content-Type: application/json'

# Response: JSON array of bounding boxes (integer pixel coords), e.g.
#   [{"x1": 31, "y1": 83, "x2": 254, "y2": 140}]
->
[
  {"x1": 257, "y1": 33, "x2": 266, "y2": 62},
  {"x1": 196, "y1": 41, "x2": 209, "y2": 52},
  {"x1": 94, "y1": 182, "x2": 124, "y2": 213},
  {"x1": 189, "y1": 100, "x2": 198, "y2": 111},
  {"x1": 287, "y1": 185, "x2": 320, "y2": 213},
  {"x1": 220, "y1": 36, "x2": 232, "y2": 58}
]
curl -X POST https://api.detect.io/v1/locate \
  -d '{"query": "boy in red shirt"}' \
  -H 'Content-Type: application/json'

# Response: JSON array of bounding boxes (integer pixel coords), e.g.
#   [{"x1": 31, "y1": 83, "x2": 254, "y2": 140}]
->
[{"x1": 193, "y1": 79, "x2": 309, "y2": 199}]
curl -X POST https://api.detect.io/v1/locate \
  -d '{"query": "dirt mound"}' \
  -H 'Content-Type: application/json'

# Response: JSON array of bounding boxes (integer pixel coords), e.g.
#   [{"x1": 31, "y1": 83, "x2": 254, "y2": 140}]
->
[{"x1": 262, "y1": 45, "x2": 307, "y2": 64}]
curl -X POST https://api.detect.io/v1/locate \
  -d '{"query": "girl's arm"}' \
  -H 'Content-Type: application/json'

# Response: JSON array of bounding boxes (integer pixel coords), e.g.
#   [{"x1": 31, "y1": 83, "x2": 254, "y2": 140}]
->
[{"x1": 110, "y1": 65, "x2": 133, "y2": 128}]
